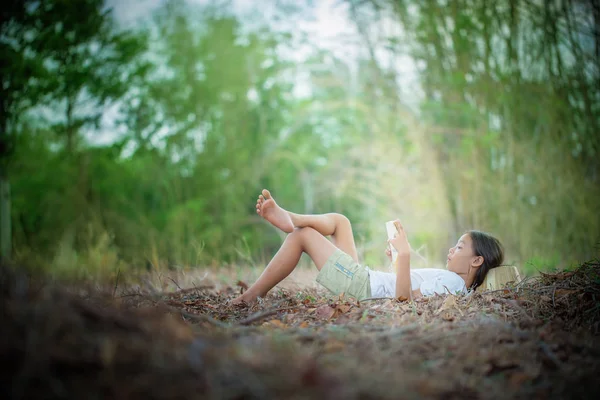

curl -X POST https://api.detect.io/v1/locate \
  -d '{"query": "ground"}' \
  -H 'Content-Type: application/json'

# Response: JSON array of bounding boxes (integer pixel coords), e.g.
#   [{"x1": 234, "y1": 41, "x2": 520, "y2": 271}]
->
[{"x1": 1, "y1": 261, "x2": 599, "y2": 399}]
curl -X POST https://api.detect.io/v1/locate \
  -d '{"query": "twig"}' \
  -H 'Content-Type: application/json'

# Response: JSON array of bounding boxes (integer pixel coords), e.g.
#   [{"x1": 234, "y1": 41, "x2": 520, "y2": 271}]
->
[
  {"x1": 515, "y1": 275, "x2": 538, "y2": 288},
  {"x1": 238, "y1": 306, "x2": 299, "y2": 326},
  {"x1": 162, "y1": 285, "x2": 215, "y2": 297},
  {"x1": 149, "y1": 295, "x2": 229, "y2": 328},
  {"x1": 176, "y1": 308, "x2": 229, "y2": 328},
  {"x1": 483, "y1": 285, "x2": 557, "y2": 295},
  {"x1": 492, "y1": 298, "x2": 534, "y2": 322},
  {"x1": 480, "y1": 287, "x2": 517, "y2": 295},
  {"x1": 360, "y1": 297, "x2": 396, "y2": 302},
  {"x1": 168, "y1": 277, "x2": 182, "y2": 291},
  {"x1": 121, "y1": 285, "x2": 228, "y2": 328}
]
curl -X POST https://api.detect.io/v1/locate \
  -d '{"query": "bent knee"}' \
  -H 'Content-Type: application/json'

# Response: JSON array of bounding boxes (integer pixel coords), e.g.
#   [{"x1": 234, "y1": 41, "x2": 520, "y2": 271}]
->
[
  {"x1": 332, "y1": 213, "x2": 351, "y2": 230},
  {"x1": 289, "y1": 226, "x2": 319, "y2": 239}
]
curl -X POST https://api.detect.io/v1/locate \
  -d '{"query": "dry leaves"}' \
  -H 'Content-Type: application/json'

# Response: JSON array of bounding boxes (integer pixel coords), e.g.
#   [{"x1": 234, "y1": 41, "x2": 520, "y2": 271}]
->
[{"x1": 2, "y1": 260, "x2": 600, "y2": 399}]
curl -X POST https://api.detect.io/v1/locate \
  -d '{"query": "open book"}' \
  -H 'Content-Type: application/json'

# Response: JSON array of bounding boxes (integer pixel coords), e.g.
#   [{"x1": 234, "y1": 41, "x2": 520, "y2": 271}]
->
[{"x1": 385, "y1": 220, "x2": 399, "y2": 270}]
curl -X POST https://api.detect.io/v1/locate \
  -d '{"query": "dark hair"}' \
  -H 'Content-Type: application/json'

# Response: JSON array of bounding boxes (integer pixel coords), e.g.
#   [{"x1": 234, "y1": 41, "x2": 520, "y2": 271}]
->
[{"x1": 467, "y1": 230, "x2": 504, "y2": 291}]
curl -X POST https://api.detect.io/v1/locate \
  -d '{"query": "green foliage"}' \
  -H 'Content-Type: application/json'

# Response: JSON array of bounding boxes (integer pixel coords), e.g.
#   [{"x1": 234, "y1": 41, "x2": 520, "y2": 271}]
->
[
  {"x1": 376, "y1": 0, "x2": 600, "y2": 267},
  {"x1": 522, "y1": 255, "x2": 562, "y2": 276},
  {"x1": 3, "y1": 0, "x2": 599, "y2": 276}
]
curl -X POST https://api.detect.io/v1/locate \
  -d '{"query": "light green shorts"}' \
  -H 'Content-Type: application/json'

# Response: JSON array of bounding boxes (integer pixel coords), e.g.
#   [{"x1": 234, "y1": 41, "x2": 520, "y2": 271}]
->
[{"x1": 315, "y1": 249, "x2": 371, "y2": 301}]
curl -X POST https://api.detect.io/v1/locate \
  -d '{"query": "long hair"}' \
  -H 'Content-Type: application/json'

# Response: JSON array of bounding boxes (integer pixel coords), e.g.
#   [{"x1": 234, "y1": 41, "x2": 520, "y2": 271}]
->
[{"x1": 467, "y1": 230, "x2": 504, "y2": 291}]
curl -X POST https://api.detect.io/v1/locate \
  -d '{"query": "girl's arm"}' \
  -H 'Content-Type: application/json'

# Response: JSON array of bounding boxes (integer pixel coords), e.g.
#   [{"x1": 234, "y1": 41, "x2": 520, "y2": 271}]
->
[
  {"x1": 393, "y1": 253, "x2": 411, "y2": 299},
  {"x1": 389, "y1": 220, "x2": 422, "y2": 300}
]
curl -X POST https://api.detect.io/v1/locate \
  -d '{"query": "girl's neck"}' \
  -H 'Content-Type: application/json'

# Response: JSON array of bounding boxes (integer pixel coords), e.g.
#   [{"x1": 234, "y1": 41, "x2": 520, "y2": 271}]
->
[{"x1": 455, "y1": 267, "x2": 475, "y2": 289}]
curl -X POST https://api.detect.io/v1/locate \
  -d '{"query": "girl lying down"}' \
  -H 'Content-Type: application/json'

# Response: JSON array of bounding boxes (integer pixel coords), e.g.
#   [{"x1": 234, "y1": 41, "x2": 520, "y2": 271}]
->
[{"x1": 232, "y1": 189, "x2": 504, "y2": 304}]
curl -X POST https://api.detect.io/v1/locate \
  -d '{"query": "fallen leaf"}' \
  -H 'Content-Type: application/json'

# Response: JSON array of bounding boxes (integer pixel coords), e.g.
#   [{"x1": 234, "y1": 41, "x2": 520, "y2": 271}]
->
[
  {"x1": 381, "y1": 299, "x2": 394, "y2": 309},
  {"x1": 336, "y1": 304, "x2": 351, "y2": 314},
  {"x1": 556, "y1": 272, "x2": 574, "y2": 279},
  {"x1": 334, "y1": 313, "x2": 353, "y2": 325},
  {"x1": 263, "y1": 319, "x2": 287, "y2": 328},
  {"x1": 436, "y1": 295, "x2": 461, "y2": 316},
  {"x1": 398, "y1": 304, "x2": 411, "y2": 313},
  {"x1": 315, "y1": 304, "x2": 336, "y2": 320},
  {"x1": 441, "y1": 312, "x2": 454, "y2": 321}
]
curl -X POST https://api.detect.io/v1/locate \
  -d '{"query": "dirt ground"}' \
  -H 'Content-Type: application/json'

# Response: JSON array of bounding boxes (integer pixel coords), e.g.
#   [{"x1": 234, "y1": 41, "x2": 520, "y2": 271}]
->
[{"x1": 2, "y1": 260, "x2": 599, "y2": 399}]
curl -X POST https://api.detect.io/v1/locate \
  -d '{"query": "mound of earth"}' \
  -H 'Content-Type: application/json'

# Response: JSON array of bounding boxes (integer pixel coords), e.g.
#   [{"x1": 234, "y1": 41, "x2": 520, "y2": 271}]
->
[{"x1": 1, "y1": 260, "x2": 599, "y2": 399}]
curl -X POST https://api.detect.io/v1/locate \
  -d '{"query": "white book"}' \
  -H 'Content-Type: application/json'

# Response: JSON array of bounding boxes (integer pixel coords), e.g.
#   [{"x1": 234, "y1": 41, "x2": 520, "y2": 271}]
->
[{"x1": 386, "y1": 220, "x2": 399, "y2": 271}]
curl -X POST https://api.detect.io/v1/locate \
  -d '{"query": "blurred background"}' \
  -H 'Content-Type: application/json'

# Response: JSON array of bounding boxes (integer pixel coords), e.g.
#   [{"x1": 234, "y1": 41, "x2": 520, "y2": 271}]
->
[{"x1": 1, "y1": 0, "x2": 598, "y2": 278}]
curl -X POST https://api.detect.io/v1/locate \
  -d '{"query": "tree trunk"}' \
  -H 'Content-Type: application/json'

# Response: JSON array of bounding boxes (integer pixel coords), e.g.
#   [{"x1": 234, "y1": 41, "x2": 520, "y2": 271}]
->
[
  {"x1": 0, "y1": 177, "x2": 10, "y2": 261},
  {"x1": 66, "y1": 97, "x2": 75, "y2": 153}
]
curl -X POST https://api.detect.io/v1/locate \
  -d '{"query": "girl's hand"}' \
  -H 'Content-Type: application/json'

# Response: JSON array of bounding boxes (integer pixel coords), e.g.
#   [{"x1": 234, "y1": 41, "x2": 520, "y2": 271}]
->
[
  {"x1": 385, "y1": 247, "x2": 392, "y2": 261},
  {"x1": 387, "y1": 220, "x2": 411, "y2": 257}
]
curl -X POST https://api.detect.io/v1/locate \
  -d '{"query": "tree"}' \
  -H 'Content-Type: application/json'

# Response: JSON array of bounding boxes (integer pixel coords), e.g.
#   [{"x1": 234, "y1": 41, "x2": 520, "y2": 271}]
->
[
  {"x1": 31, "y1": 0, "x2": 147, "y2": 153},
  {"x1": 353, "y1": 0, "x2": 600, "y2": 264},
  {"x1": 109, "y1": 0, "x2": 300, "y2": 263},
  {"x1": 2, "y1": 0, "x2": 146, "y2": 262},
  {"x1": 1, "y1": 0, "x2": 43, "y2": 260}
]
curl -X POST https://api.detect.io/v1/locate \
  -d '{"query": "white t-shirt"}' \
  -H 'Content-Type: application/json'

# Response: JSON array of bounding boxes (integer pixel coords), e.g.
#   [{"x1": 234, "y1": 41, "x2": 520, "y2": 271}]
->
[{"x1": 367, "y1": 267, "x2": 467, "y2": 298}]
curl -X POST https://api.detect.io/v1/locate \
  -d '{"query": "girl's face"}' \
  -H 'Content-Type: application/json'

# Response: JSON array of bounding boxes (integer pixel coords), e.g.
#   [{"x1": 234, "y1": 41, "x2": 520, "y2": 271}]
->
[{"x1": 446, "y1": 234, "x2": 481, "y2": 275}]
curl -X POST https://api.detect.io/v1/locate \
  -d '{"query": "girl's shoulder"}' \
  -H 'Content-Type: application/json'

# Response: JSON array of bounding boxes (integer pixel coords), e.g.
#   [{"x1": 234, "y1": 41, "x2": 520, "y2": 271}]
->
[
  {"x1": 414, "y1": 268, "x2": 466, "y2": 296},
  {"x1": 411, "y1": 268, "x2": 459, "y2": 279}
]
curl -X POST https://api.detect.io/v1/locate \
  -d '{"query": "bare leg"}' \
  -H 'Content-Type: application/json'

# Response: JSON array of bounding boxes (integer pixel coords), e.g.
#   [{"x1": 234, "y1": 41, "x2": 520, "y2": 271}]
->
[
  {"x1": 232, "y1": 227, "x2": 337, "y2": 304},
  {"x1": 257, "y1": 189, "x2": 358, "y2": 261},
  {"x1": 289, "y1": 212, "x2": 358, "y2": 262}
]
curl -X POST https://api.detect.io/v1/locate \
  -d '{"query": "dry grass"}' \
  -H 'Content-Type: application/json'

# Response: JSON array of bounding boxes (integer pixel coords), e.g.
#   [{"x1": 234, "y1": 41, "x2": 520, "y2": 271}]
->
[{"x1": 1, "y1": 260, "x2": 599, "y2": 399}]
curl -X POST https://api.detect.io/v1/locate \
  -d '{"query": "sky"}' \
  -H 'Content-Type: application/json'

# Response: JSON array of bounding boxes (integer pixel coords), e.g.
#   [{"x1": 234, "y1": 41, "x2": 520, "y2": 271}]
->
[
  {"x1": 104, "y1": 0, "x2": 419, "y2": 87},
  {"x1": 106, "y1": 0, "x2": 360, "y2": 49},
  {"x1": 96, "y1": 0, "x2": 420, "y2": 145},
  {"x1": 104, "y1": 0, "x2": 397, "y2": 68}
]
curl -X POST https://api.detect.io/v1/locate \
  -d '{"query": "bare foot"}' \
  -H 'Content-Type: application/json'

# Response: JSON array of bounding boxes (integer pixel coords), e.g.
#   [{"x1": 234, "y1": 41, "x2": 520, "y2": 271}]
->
[
  {"x1": 256, "y1": 189, "x2": 294, "y2": 233},
  {"x1": 231, "y1": 296, "x2": 251, "y2": 306},
  {"x1": 232, "y1": 291, "x2": 258, "y2": 306}
]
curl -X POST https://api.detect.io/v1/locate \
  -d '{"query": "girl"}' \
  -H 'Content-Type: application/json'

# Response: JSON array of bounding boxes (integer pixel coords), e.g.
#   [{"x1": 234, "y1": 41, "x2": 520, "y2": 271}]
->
[{"x1": 233, "y1": 189, "x2": 504, "y2": 304}]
